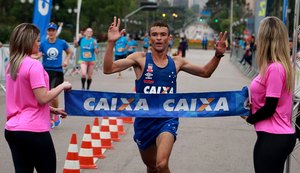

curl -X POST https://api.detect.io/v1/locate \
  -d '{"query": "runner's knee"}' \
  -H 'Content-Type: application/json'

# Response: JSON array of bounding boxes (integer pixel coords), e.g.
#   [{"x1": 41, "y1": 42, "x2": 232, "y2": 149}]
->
[
  {"x1": 146, "y1": 165, "x2": 157, "y2": 173},
  {"x1": 156, "y1": 159, "x2": 168, "y2": 172}
]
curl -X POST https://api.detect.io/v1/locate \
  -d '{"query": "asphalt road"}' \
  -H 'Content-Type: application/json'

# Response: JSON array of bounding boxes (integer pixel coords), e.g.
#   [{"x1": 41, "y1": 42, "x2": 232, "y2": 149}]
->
[{"x1": 1, "y1": 49, "x2": 300, "y2": 173}]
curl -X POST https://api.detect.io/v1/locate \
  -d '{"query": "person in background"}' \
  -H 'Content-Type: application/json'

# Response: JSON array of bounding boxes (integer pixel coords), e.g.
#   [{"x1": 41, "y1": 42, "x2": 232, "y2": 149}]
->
[
  {"x1": 5, "y1": 23, "x2": 72, "y2": 173},
  {"x1": 142, "y1": 33, "x2": 149, "y2": 52},
  {"x1": 75, "y1": 28, "x2": 86, "y2": 46},
  {"x1": 127, "y1": 34, "x2": 137, "y2": 56},
  {"x1": 74, "y1": 27, "x2": 99, "y2": 90},
  {"x1": 202, "y1": 34, "x2": 208, "y2": 50},
  {"x1": 167, "y1": 34, "x2": 174, "y2": 55},
  {"x1": 39, "y1": 22, "x2": 72, "y2": 128},
  {"x1": 178, "y1": 37, "x2": 188, "y2": 58},
  {"x1": 241, "y1": 16, "x2": 296, "y2": 173},
  {"x1": 114, "y1": 32, "x2": 128, "y2": 78},
  {"x1": 103, "y1": 16, "x2": 227, "y2": 173},
  {"x1": 46, "y1": 22, "x2": 63, "y2": 39}
]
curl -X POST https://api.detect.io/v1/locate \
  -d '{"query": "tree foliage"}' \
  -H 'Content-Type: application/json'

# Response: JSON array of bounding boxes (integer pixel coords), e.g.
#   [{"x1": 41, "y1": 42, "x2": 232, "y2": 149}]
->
[{"x1": 0, "y1": 0, "x2": 195, "y2": 43}]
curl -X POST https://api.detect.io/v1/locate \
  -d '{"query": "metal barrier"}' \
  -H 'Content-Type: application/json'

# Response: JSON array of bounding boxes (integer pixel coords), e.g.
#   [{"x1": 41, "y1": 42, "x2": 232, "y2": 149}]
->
[
  {"x1": 0, "y1": 45, "x2": 9, "y2": 93},
  {"x1": 230, "y1": 46, "x2": 259, "y2": 79}
]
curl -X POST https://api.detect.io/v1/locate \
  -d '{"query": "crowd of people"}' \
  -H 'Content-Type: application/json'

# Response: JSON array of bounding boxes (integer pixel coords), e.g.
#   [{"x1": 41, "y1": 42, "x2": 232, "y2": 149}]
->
[{"x1": 3, "y1": 15, "x2": 300, "y2": 173}]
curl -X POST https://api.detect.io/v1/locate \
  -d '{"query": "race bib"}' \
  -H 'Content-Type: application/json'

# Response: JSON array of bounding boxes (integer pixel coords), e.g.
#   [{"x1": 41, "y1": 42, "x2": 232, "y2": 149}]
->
[
  {"x1": 117, "y1": 48, "x2": 124, "y2": 52},
  {"x1": 83, "y1": 52, "x2": 92, "y2": 58}
]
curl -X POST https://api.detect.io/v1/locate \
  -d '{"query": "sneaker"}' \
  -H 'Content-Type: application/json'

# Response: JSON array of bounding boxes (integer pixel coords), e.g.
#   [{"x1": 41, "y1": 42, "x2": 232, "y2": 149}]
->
[
  {"x1": 54, "y1": 114, "x2": 61, "y2": 127},
  {"x1": 50, "y1": 119, "x2": 55, "y2": 129}
]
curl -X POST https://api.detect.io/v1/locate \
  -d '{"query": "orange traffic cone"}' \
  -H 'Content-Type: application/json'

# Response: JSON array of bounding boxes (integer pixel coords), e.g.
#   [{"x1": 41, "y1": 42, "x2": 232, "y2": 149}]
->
[
  {"x1": 108, "y1": 117, "x2": 121, "y2": 142},
  {"x1": 116, "y1": 117, "x2": 126, "y2": 135},
  {"x1": 100, "y1": 117, "x2": 113, "y2": 149},
  {"x1": 121, "y1": 117, "x2": 134, "y2": 124},
  {"x1": 79, "y1": 124, "x2": 97, "y2": 169},
  {"x1": 63, "y1": 133, "x2": 80, "y2": 173},
  {"x1": 91, "y1": 117, "x2": 105, "y2": 159}
]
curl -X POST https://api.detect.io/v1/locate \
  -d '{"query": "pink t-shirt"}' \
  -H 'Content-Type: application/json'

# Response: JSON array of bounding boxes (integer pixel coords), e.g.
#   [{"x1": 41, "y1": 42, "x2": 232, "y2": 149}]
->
[
  {"x1": 250, "y1": 62, "x2": 294, "y2": 134},
  {"x1": 6, "y1": 56, "x2": 50, "y2": 132}
]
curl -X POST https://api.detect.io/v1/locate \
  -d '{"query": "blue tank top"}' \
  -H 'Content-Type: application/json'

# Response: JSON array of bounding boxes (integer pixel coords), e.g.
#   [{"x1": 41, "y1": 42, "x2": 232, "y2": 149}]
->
[{"x1": 134, "y1": 52, "x2": 178, "y2": 130}]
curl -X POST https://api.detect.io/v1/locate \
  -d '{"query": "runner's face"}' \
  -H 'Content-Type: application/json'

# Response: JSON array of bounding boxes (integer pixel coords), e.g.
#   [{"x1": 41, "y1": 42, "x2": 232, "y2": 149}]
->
[
  {"x1": 85, "y1": 28, "x2": 93, "y2": 37},
  {"x1": 47, "y1": 29, "x2": 57, "y2": 39},
  {"x1": 149, "y1": 26, "x2": 170, "y2": 53}
]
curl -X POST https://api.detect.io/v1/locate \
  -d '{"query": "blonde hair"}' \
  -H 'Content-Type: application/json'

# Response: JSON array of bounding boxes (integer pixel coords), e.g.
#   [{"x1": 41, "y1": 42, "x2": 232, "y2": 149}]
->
[
  {"x1": 256, "y1": 16, "x2": 293, "y2": 92},
  {"x1": 9, "y1": 23, "x2": 40, "y2": 80}
]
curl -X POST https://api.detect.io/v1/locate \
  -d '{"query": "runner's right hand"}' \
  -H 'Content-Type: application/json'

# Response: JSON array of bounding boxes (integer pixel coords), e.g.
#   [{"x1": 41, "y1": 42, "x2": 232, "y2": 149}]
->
[{"x1": 107, "y1": 16, "x2": 126, "y2": 42}]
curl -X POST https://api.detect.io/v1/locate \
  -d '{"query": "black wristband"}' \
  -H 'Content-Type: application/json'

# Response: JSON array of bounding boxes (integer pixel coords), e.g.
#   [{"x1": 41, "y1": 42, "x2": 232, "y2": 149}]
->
[{"x1": 215, "y1": 54, "x2": 224, "y2": 58}]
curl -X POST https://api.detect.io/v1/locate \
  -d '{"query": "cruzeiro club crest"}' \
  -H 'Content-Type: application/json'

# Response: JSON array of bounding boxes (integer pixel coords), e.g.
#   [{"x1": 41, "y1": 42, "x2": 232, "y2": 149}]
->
[{"x1": 47, "y1": 47, "x2": 58, "y2": 60}]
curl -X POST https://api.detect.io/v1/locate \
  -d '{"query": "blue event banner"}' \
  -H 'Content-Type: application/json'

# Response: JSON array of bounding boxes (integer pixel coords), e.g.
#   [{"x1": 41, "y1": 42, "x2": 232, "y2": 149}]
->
[
  {"x1": 32, "y1": 0, "x2": 52, "y2": 43},
  {"x1": 64, "y1": 87, "x2": 250, "y2": 118}
]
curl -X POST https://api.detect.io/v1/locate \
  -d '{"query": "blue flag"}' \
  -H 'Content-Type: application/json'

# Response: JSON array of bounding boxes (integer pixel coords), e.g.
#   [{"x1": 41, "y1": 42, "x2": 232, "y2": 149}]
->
[
  {"x1": 282, "y1": 0, "x2": 288, "y2": 25},
  {"x1": 32, "y1": 0, "x2": 52, "y2": 42},
  {"x1": 64, "y1": 87, "x2": 250, "y2": 118}
]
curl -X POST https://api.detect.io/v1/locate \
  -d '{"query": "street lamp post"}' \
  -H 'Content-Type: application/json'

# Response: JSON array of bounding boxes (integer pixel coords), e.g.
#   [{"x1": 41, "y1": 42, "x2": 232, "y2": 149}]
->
[
  {"x1": 67, "y1": 7, "x2": 78, "y2": 34},
  {"x1": 124, "y1": 5, "x2": 157, "y2": 32}
]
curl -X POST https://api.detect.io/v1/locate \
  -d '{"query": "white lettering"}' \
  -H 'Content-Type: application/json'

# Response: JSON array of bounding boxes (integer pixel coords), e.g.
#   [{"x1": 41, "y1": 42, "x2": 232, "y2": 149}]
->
[
  {"x1": 84, "y1": 98, "x2": 95, "y2": 111},
  {"x1": 95, "y1": 98, "x2": 109, "y2": 110},
  {"x1": 111, "y1": 98, "x2": 117, "y2": 110},
  {"x1": 163, "y1": 97, "x2": 229, "y2": 112},
  {"x1": 143, "y1": 86, "x2": 174, "y2": 94},
  {"x1": 149, "y1": 87, "x2": 156, "y2": 94},
  {"x1": 214, "y1": 97, "x2": 229, "y2": 111},
  {"x1": 163, "y1": 99, "x2": 175, "y2": 111},
  {"x1": 134, "y1": 99, "x2": 149, "y2": 110},
  {"x1": 190, "y1": 98, "x2": 197, "y2": 110},
  {"x1": 38, "y1": 0, "x2": 50, "y2": 16},
  {"x1": 174, "y1": 99, "x2": 189, "y2": 111}
]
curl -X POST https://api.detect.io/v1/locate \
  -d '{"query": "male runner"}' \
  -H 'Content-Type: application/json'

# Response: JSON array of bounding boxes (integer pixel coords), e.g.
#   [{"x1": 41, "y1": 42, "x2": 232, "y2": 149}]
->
[{"x1": 103, "y1": 16, "x2": 227, "y2": 173}]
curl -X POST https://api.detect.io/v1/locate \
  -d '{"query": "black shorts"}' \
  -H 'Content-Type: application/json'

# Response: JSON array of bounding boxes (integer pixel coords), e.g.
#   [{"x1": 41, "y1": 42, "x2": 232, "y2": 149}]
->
[
  {"x1": 115, "y1": 55, "x2": 127, "y2": 61},
  {"x1": 46, "y1": 70, "x2": 64, "y2": 89}
]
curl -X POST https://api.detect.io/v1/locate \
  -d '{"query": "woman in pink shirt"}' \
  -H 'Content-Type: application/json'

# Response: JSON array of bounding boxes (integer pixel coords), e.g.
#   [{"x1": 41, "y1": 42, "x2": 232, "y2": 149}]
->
[
  {"x1": 242, "y1": 16, "x2": 296, "y2": 173},
  {"x1": 5, "y1": 23, "x2": 72, "y2": 173}
]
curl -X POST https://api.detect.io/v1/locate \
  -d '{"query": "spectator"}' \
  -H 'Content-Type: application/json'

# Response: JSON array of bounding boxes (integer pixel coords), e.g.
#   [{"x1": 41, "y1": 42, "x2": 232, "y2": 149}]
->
[
  {"x1": 178, "y1": 37, "x2": 188, "y2": 58},
  {"x1": 202, "y1": 34, "x2": 208, "y2": 50},
  {"x1": 241, "y1": 16, "x2": 296, "y2": 173},
  {"x1": 5, "y1": 23, "x2": 71, "y2": 173}
]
